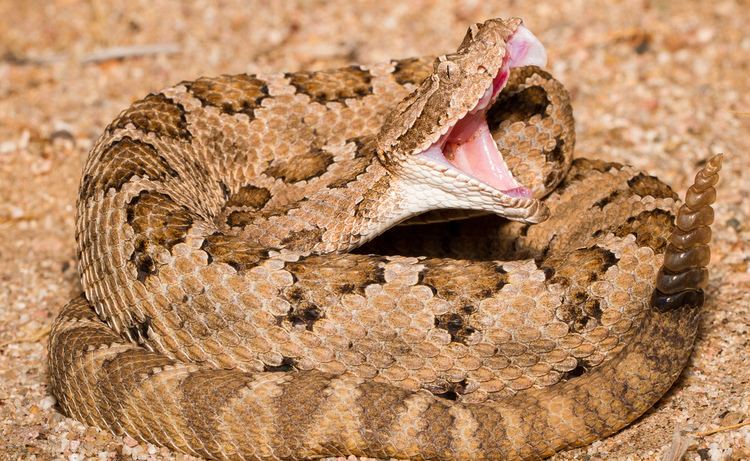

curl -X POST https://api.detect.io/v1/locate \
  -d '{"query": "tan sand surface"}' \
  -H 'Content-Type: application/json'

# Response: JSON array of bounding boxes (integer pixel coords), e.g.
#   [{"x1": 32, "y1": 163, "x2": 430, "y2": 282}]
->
[{"x1": 0, "y1": 1, "x2": 748, "y2": 460}]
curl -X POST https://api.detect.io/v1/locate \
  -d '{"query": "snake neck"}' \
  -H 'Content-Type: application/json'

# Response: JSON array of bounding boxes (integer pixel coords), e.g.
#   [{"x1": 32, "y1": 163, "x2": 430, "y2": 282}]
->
[{"x1": 241, "y1": 158, "x2": 434, "y2": 255}]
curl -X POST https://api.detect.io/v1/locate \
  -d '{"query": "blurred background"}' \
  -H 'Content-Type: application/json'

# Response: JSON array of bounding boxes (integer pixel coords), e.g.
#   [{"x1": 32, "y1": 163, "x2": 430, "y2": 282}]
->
[{"x1": 1, "y1": 1, "x2": 748, "y2": 459}]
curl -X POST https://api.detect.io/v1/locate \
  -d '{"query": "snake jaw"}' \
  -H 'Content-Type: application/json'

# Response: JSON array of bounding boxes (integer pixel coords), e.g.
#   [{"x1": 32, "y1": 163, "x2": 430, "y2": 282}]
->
[
  {"x1": 403, "y1": 154, "x2": 550, "y2": 223},
  {"x1": 419, "y1": 24, "x2": 546, "y2": 198},
  {"x1": 401, "y1": 24, "x2": 550, "y2": 222}
]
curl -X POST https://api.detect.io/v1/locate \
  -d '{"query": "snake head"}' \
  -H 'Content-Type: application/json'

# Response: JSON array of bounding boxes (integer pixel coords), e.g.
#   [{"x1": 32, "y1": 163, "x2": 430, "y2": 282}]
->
[{"x1": 376, "y1": 18, "x2": 550, "y2": 223}]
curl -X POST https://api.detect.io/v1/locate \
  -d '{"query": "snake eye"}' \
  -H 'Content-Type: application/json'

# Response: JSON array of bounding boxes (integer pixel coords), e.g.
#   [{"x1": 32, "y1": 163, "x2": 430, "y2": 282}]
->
[{"x1": 437, "y1": 60, "x2": 460, "y2": 82}]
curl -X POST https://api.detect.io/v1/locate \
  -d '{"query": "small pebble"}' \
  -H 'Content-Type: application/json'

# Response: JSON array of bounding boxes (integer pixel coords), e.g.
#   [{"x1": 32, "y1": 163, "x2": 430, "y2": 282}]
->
[
  {"x1": 40, "y1": 395, "x2": 56, "y2": 410},
  {"x1": 708, "y1": 442, "x2": 731, "y2": 460}
]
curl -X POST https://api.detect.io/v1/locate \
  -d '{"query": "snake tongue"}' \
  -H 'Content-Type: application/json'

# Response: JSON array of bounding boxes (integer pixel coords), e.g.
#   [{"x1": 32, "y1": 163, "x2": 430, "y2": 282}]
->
[{"x1": 443, "y1": 112, "x2": 531, "y2": 198}]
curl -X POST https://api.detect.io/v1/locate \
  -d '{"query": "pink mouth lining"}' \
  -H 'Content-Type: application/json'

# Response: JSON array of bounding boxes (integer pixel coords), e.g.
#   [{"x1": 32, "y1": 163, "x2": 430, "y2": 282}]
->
[{"x1": 419, "y1": 25, "x2": 547, "y2": 198}]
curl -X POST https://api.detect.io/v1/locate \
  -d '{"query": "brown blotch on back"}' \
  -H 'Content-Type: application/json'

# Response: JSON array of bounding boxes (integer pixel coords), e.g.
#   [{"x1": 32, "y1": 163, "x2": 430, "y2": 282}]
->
[
  {"x1": 127, "y1": 191, "x2": 194, "y2": 282},
  {"x1": 627, "y1": 173, "x2": 679, "y2": 200},
  {"x1": 127, "y1": 192, "x2": 194, "y2": 250},
  {"x1": 279, "y1": 226, "x2": 326, "y2": 250},
  {"x1": 177, "y1": 370, "x2": 253, "y2": 453},
  {"x1": 391, "y1": 57, "x2": 433, "y2": 85},
  {"x1": 226, "y1": 184, "x2": 271, "y2": 209},
  {"x1": 184, "y1": 74, "x2": 269, "y2": 119},
  {"x1": 264, "y1": 148, "x2": 334, "y2": 183},
  {"x1": 420, "y1": 261, "x2": 508, "y2": 307},
  {"x1": 573, "y1": 157, "x2": 623, "y2": 174},
  {"x1": 57, "y1": 295, "x2": 98, "y2": 323},
  {"x1": 271, "y1": 371, "x2": 332, "y2": 451},
  {"x1": 224, "y1": 186, "x2": 271, "y2": 227},
  {"x1": 226, "y1": 210, "x2": 254, "y2": 227},
  {"x1": 285, "y1": 303, "x2": 324, "y2": 331},
  {"x1": 285, "y1": 254, "x2": 387, "y2": 297},
  {"x1": 287, "y1": 66, "x2": 373, "y2": 104},
  {"x1": 355, "y1": 381, "x2": 412, "y2": 454},
  {"x1": 434, "y1": 313, "x2": 476, "y2": 345},
  {"x1": 613, "y1": 209, "x2": 675, "y2": 254},
  {"x1": 545, "y1": 246, "x2": 619, "y2": 333},
  {"x1": 468, "y1": 404, "x2": 511, "y2": 457},
  {"x1": 53, "y1": 323, "x2": 121, "y2": 359},
  {"x1": 415, "y1": 400, "x2": 456, "y2": 456},
  {"x1": 200, "y1": 233, "x2": 269, "y2": 272},
  {"x1": 80, "y1": 137, "x2": 179, "y2": 200},
  {"x1": 592, "y1": 189, "x2": 629, "y2": 210},
  {"x1": 96, "y1": 349, "x2": 176, "y2": 427},
  {"x1": 327, "y1": 156, "x2": 370, "y2": 189},
  {"x1": 109, "y1": 93, "x2": 191, "y2": 140}
]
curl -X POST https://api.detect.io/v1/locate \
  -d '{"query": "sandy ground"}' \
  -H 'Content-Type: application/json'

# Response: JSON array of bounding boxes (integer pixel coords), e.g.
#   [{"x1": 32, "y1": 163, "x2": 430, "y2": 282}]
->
[{"x1": 0, "y1": 1, "x2": 748, "y2": 460}]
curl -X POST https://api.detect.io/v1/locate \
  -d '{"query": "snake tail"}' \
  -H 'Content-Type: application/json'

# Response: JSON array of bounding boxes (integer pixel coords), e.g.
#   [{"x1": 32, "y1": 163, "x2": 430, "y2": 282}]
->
[{"x1": 651, "y1": 154, "x2": 722, "y2": 311}]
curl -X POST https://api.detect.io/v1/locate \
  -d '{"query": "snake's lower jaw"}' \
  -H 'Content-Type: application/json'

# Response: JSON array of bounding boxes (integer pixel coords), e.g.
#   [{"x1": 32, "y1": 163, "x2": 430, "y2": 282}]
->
[
  {"x1": 409, "y1": 25, "x2": 550, "y2": 220},
  {"x1": 399, "y1": 155, "x2": 547, "y2": 223}
]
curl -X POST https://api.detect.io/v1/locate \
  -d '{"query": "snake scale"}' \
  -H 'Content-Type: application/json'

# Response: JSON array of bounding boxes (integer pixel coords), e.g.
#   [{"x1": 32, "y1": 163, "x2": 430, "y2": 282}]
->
[{"x1": 48, "y1": 18, "x2": 722, "y2": 460}]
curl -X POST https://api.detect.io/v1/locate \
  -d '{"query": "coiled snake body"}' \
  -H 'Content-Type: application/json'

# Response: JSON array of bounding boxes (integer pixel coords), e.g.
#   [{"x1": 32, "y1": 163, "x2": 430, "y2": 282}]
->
[{"x1": 49, "y1": 18, "x2": 721, "y2": 460}]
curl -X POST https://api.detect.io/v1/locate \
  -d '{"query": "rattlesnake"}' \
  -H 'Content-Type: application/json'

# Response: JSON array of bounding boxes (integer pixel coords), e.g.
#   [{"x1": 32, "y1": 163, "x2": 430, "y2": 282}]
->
[{"x1": 48, "y1": 18, "x2": 721, "y2": 460}]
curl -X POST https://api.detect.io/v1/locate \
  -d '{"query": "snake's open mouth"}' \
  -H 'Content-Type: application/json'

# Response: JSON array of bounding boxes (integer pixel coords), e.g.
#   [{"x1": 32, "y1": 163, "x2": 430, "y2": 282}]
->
[{"x1": 420, "y1": 26, "x2": 547, "y2": 198}]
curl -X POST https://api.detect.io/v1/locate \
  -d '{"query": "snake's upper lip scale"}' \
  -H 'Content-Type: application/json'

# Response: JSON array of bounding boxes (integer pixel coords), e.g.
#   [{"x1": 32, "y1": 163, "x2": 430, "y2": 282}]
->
[{"x1": 418, "y1": 25, "x2": 547, "y2": 200}]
